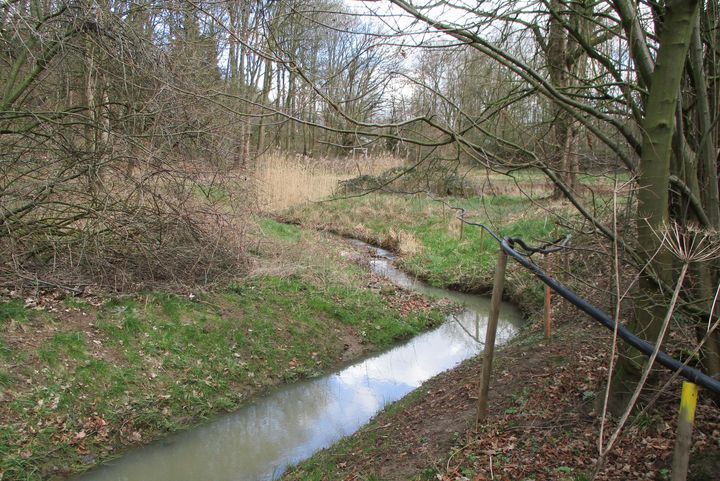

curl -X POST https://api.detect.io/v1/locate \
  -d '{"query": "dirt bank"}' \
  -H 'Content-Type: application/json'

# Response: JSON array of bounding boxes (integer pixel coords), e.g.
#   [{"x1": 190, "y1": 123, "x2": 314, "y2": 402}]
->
[{"x1": 284, "y1": 298, "x2": 720, "y2": 481}]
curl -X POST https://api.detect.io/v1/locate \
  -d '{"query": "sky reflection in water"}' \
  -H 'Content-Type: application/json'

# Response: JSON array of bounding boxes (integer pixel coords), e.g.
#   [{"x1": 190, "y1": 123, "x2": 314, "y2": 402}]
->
[{"x1": 75, "y1": 246, "x2": 522, "y2": 481}]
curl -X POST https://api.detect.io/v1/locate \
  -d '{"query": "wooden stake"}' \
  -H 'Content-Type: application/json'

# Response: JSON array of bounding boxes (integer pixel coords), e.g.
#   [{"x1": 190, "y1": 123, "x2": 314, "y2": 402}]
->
[
  {"x1": 477, "y1": 249, "x2": 508, "y2": 426},
  {"x1": 545, "y1": 254, "x2": 552, "y2": 338},
  {"x1": 479, "y1": 229, "x2": 485, "y2": 255},
  {"x1": 545, "y1": 284, "x2": 552, "y2": 338},
  {"x1": 671, "y1": 382, "x2": 698, "y2": 481}
]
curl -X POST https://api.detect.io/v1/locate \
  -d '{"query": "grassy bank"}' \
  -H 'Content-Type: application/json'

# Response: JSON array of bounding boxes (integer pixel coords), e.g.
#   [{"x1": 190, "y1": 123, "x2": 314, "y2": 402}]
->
[
  {"x1": 283, "y1": 193, "x2": 584, "y2": 316},
  {"x1": 0, "y1": 219, "x2": 444, "y2": 480}
]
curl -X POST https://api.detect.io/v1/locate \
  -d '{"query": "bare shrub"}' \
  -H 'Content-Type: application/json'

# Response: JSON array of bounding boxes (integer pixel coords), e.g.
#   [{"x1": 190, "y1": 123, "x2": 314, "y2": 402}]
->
[
  {"x1": 0, "y1": 3, "x2": 258, "y2": 294},
  {"x1": 1, "y1": 161, "x2": 252, "y2": 292}
]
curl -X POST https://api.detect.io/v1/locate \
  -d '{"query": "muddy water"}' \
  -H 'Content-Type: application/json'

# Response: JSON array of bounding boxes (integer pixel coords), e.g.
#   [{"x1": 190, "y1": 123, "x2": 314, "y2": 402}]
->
[{"x1": 74, "y1": 244, "x2": 523, "y2": 481}]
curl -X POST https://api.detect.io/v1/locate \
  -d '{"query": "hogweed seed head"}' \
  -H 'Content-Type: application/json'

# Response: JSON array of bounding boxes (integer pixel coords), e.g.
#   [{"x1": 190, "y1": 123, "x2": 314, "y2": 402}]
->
[{"x1": 658, "y1": 222, "x2": 720, "y2": 263}]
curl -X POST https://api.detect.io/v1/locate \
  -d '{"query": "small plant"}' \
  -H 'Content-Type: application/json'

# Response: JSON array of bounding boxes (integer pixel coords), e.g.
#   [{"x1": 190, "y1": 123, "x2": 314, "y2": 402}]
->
[
  {"x1": 633, "y1": 411, "x2": 656, "y2": 428},
  {"x1": 420, "y1": 467, "x2": 438, "y2": 480},
  {"x1": 62, "y1": 297, "x2": 89, "y2": 309},
  {"x1": 460, "y1": 466, "x2": 476, "y2": 478},
  {"x1": 511, "y1": 387, "x2": 530, "y2": 406},
  {"x1": 0, "y1": 300, "x2": 30, "y2": 324},
  {"x1": 0, "y1": 370, "x2": 14, "y2": 387}
]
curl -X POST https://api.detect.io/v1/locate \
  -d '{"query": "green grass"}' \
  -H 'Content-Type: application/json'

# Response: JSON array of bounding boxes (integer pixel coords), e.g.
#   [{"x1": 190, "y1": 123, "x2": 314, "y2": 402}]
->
[
  {"x1": 0, "y1": 300, "x2": 30, "y2": 324},
  {"x1": 0, "y1": 369, "x2": 13, "y2": 387},
  {"x1": 36, "y1": 331, "x2": 89, "y2": 367},
  {"x1": 258, "y1": 217, "x2": 302, "y2": 242},
  {"x1": 400, "y1": 197, "x2": 557, "y2": 288},
  {"x1": 63, "y1": 296, "x2": 89, "y2": 309},
  {"x1": 285, "y1": 194, "x2": 570, "y2": 312},
  {"x1": 577, "y1": 171, "x2": 631, "y2": 184},
  {"x1": 1, "y1": 266, "x2": 443, "y2": 480}
]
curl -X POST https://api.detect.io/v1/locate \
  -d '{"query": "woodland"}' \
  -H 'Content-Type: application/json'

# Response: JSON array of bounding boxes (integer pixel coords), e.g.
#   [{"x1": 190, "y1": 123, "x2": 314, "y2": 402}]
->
[{"x1": 1, "y1": 0, "x2": 719, "y2": 479}]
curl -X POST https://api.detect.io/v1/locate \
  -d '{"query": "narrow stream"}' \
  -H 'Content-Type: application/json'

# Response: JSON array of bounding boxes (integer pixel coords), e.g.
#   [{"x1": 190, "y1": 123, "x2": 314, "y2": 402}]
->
[{"x1": 74, "y1": 243, "x2": 523, "y2": 481}]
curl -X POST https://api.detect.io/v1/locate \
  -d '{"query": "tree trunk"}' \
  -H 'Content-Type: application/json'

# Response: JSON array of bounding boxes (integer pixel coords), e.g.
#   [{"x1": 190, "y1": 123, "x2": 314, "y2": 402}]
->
[
  {"x1": 610, "y1": 0, "x2": 702, "y2": 415},
  {"x1": 257, "y1": 56, "x2": 273, "y2": 155},
  {"x1": 84, "y1": 31, "x2": 101, "y2": 194},
  {"x1": 546, "y1": 0, "x2": 582, "y2": 197},
  {"x1": 689, "y1": 18, "x2": 719, "y2": 227}
]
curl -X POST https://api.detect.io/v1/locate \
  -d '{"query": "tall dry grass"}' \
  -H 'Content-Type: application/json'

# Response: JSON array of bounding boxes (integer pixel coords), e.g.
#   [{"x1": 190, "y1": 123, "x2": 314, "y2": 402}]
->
[{"x1": 254, "y1": 152, "x2": 403, "y2": 211}]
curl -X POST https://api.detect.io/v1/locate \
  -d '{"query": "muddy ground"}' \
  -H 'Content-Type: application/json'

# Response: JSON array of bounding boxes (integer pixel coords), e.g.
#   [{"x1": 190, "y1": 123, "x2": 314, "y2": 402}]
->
[{"x1": 285, "y1": 298, "x2": 720, "y2": 481}]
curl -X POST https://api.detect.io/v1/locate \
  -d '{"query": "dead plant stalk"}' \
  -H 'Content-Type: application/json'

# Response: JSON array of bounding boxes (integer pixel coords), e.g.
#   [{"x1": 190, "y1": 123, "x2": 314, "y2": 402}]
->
[{"x1": 596, "y1": 222, "x2": 720, "y2": 474}]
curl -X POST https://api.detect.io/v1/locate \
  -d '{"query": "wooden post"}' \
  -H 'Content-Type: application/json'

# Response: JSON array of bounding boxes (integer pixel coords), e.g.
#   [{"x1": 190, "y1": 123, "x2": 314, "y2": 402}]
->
[
  {"x1": 545, "y1": 284, "x2": 552, "y2": 338},
  {"x1": 476, "y1": 249, "x2": 508, "y2": 426},
  {"x1": 545, "y1": 254, "x2": 552, "y2": 338},
  {"x1": 671, "y1": 382, "x2": 699, "y2": 481},
  {"x1": 479, "y1": 229, "x2": 485, "y2": 255}
]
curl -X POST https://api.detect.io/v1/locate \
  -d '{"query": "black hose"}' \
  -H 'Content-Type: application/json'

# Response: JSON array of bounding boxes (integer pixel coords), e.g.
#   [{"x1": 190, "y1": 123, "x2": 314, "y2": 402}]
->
[
  {"x1": 429, "y1": 193, "x2": 719, "y2": 393},
  {"x1": 501, "y1": 237, "x2": 720, "y2": 394},
  {"x1": 507, "y1": 234, "x2": 571, "y2": 255}
]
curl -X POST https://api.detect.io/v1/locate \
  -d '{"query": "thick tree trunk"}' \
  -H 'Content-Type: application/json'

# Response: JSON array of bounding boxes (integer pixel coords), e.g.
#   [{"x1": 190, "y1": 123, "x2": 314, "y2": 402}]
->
[{"x1": 610, "y1": 0, "x2": 702, "y2": 415}]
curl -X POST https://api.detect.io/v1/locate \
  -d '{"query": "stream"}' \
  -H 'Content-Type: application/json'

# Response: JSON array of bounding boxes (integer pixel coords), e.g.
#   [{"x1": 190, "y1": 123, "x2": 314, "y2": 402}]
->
[{"x1": 74, "y1": 242, "x2": 523, "y2": 481}]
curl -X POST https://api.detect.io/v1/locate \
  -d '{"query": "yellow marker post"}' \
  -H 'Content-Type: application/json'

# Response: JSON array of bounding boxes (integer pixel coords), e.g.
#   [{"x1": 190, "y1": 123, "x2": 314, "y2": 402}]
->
[{"x1": 671, "y1": 382, "x2": 699, "y2": 481}]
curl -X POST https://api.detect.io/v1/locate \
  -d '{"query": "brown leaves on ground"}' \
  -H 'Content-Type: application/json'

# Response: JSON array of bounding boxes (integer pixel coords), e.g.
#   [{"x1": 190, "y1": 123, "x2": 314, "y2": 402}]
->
[{"x1": 319, "y1": 316, "x2": 720, "y2": 481}]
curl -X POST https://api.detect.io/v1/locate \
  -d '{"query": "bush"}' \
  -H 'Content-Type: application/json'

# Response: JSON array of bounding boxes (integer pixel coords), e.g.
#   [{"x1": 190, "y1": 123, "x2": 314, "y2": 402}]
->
[
  {"x1": 0, "y1": 167, "x2": 251, "y2": 292},
  {"x1": 338, "y1": 164, "x2": 473, "y2": 197}
]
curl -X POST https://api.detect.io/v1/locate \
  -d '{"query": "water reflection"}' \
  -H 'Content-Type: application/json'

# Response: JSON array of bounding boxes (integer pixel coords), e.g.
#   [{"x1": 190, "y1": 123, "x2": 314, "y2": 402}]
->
[
  {"x1": 366, "y1": 245, "x2": 519, "y2": 346},
  {"x1": 74, "y1": 244, "x2": 523, "y2": 481}
]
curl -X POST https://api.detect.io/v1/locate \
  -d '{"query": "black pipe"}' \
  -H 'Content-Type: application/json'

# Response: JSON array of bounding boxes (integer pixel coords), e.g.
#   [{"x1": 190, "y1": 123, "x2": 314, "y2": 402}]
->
[{"x1": 501, "y1": 238, "x2": 720, "y2": 395}]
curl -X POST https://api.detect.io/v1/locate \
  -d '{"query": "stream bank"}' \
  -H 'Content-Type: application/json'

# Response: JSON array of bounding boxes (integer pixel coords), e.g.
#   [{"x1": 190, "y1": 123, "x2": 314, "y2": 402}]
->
[
  {"x1": 0, "y1": 227, "x2": 450, "y2": 481},
  {"x1": 283, "y1": 313, "x2": 720, "y2": 481},
  {"x1": 67, "y1": 241, "x2": 523, "y2": 481},
  {"x1": 273, "y1": 192, "x2": 720, "y2": 480}
]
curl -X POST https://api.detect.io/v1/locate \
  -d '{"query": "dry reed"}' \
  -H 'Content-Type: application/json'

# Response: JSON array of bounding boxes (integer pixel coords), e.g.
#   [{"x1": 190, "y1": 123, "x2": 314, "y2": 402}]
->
[{"x1": 253, "y1": 152, "x2": 403, "y2": 211}]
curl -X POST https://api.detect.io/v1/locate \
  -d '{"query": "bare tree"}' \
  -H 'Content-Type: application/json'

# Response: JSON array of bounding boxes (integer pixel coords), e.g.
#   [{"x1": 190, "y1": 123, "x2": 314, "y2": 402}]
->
[{"x1": 314, "y1": 0, "x2": 720, "y2": 411}]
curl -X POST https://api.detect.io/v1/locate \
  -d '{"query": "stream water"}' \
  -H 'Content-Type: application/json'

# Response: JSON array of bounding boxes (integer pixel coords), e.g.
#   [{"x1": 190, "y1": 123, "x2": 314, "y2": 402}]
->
[{"x1": 74, "y1": 243, "x2": 523, "y2": 481}]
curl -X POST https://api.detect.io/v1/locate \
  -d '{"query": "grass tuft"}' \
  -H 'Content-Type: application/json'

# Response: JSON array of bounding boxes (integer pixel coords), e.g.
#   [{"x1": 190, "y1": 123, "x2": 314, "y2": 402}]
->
[{"x1": 0, "y1": 300, "x2": 30, "y2": 324}]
